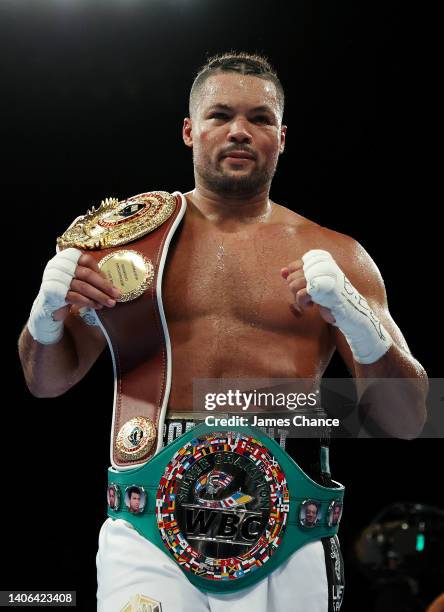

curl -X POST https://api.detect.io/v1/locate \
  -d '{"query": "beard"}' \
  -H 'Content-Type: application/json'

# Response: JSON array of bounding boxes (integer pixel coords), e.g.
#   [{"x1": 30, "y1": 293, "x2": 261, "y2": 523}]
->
[{"x1": 194, "y1": 151, "x2": 278, "y2": 197}]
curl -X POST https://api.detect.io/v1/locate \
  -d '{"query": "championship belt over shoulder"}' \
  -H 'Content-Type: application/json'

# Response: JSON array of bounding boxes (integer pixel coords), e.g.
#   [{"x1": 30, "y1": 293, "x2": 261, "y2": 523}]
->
[
  {"x1": 107, "y1": 423, "x2": 345, "y2": 593},
  {"x1": 58, "y1": 190, "x2": 187, "y2": 469}
]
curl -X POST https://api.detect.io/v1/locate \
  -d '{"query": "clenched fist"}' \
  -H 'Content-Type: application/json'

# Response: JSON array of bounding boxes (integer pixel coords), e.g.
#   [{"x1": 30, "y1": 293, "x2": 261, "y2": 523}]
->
[
  {"x1": 28, "y1": 248, "x2": 121, "y2": 344},
  {"x1": 281, "y1": 249, "x2": 337, "y2": 324},
  {"x1": 282, "y1": 249, "x2": 392, "y2": 364}
]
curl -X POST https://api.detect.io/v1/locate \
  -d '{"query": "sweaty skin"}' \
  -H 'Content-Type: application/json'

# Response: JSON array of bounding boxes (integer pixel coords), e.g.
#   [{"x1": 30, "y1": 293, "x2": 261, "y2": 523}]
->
[
  {"x1": 18, "y1": 71, "x2": 427, "y2": 438},
  {"x1": 165, "y1": 195, "x2": 349, "y2": 410}
]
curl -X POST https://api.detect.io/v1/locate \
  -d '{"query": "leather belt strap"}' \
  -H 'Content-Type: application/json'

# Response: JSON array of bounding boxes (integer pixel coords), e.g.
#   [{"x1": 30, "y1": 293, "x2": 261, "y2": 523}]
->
[{"x1": 86, "y1": 191, "x2": 186, "y2": 469}]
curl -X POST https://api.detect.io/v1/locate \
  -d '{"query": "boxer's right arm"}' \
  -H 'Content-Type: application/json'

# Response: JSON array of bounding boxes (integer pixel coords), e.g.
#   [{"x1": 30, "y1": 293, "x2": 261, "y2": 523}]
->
[{"x1": 18, "y1": 249, "x2": 120, "y2": 398}]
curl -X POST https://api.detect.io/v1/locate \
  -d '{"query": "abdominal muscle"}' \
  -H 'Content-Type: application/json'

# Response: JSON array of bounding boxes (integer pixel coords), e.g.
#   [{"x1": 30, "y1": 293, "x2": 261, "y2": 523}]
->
[{"x1": 166, "y1": 315, "x2": 334, "y2": 412}]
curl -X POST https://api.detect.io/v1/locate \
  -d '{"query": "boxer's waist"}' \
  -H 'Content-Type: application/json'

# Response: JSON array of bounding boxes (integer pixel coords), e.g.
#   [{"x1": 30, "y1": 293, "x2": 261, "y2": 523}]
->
[{"x1": 107, "y1": 422, "x2": 344, "y2": 593}]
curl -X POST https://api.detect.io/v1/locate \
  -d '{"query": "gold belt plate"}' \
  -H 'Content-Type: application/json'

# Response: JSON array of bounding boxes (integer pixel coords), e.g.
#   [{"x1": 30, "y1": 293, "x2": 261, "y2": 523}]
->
[{"x1": 57, "y1": 191, "x2": 176, "y2": 250}]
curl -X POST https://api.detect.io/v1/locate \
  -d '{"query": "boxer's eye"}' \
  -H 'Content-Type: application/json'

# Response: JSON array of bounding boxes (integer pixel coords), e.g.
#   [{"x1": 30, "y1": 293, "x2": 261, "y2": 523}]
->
[
  {"x1": 252, "y1": 115, "x2": 270, "y2": 123},
  {"x1": 210, "y1": 112, "x2": 229, "y2": 120}
]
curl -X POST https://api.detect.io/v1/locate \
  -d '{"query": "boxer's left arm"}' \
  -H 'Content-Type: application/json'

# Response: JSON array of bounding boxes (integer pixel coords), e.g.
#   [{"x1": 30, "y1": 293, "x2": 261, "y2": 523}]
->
[
  {"x1": 331, "y1": 243, "x2": 427, "y2": 439},
  {"x1": 282, "y1": 239, "x2": 428, "y2": 439}
]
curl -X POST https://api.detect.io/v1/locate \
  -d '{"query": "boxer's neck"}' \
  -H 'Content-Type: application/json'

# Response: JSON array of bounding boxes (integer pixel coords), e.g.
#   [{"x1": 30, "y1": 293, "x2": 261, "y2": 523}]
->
[{"x1": 186, "y1": 186, "x2": 273, "y2": 226}]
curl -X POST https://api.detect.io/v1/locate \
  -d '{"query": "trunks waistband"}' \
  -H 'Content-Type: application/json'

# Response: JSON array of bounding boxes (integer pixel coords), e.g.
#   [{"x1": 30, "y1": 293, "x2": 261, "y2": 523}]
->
[{"x1": 162, "y1": 415, "x2": 291, "y2": 451}]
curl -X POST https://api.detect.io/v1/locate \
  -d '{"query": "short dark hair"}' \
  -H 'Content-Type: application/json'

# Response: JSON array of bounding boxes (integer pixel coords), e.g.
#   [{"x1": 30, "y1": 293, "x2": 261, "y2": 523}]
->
[
  {"x1": 306, "y1": 502, "x2": 319, "y2": 512},
  {"x1": 127, "y1": 486, "x2": 141, "y2": 498},
  {"x1": 189, "y1": 51, "x2": 285, "y2": 120}
]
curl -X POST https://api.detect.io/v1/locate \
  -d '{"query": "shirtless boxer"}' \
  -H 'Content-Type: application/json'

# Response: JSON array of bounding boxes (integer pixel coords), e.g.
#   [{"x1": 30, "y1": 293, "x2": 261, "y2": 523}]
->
[{"x1": 18, "y1": 53, "x2": 428, "y2": 612}]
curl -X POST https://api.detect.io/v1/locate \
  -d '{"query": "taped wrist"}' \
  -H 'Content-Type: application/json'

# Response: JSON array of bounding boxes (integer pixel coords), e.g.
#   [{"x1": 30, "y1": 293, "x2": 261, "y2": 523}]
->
[
  {"x1": 303, "y1": 250, "x2": 392, "y2": 364},
  {"x1": 27, "y1": 248, "x2": 82, "y2": 345},
  {"x1": 28, "y1": 293, "x2": 64, "y2": 344}
]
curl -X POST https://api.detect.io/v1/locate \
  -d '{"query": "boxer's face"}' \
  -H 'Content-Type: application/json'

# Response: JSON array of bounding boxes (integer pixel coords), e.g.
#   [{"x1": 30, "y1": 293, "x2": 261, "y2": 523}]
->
[
  {"x1": 184, "y1": 72, "x2": 286, "y2": 197},
  {"x1": 108, "y1": 488, "x2": 115, "y2": 507},
  {"x1": 333, "y1": 505, "x2": 341, "y2": 522},
  {"x1": 305, "y1": 504, "x2": 318, "y2": 524},
  {"x1": 129, "y1": 492, "x2": 140, "y2": 512}
]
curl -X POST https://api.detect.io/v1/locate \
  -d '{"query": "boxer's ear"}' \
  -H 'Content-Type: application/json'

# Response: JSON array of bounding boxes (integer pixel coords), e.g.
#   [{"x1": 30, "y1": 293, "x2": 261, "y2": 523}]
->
[
  {"x1": 183, "y1": 117, "x2": 193, "y2": 148},
  {"x1": 279, "y1": 124, "x2": 287, "y2": 154}
]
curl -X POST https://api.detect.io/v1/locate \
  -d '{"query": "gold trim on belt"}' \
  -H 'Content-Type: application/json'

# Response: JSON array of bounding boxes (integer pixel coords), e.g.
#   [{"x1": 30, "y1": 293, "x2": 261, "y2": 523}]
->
[{"x1": 57, "y1": 191, "x2": 177, "y2": 250}]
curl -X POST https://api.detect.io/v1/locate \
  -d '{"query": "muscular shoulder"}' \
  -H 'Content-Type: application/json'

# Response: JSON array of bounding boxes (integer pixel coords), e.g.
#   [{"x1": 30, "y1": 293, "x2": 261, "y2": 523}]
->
[{"x1": 272, "y1": 202, "x2": 386, "y2": 297}]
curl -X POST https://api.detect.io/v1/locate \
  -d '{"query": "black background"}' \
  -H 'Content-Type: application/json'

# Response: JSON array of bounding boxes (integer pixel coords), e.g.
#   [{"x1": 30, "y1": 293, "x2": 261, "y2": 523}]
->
[{"x1": 2, "y1": 1, "x2": 440, "y2": 610}]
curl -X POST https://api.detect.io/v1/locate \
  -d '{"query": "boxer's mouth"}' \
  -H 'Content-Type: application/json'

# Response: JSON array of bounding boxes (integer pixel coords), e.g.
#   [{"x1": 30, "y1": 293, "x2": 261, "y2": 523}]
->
[{"x1": 221, "y1": 150, "x2": 256, "y2": 160}]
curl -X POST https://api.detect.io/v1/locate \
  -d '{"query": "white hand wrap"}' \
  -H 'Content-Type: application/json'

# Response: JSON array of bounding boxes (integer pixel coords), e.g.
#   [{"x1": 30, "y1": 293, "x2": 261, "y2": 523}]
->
[
  {"x1": 303, "y1": 249, "x2": 392, "y2": 364},
  {"x1": 78, "y1": 307, "x2": 100, "y2": 327},
  {"x1": 27, "y1": 248, "x2": 82, "y2": 345}
]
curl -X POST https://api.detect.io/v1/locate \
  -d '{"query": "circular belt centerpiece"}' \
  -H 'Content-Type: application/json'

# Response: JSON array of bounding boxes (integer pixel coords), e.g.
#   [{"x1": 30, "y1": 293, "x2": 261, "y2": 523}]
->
[
  {"x1": 98, "y1": 249, "x2": 154, "y2": 302},
  {"x1": 156, "y1": 430, "x2": 290, "y2": 582}
]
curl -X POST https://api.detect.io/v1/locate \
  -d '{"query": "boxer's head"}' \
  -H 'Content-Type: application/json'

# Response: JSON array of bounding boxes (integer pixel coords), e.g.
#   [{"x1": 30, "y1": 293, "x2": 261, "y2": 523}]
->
[
  {"x1": 305, "y1": 502, "x2": 318, "y2": 526},
  {"x1": 332, "y1": 503, "x2": 342, "y2": 524},
  {"x1": 108, "y1": 486, "x2": 116, "y2": 508},
  {"x1": 183, "y1": 52, "x2": 287, "y2": 197},
  {"x1": 189, "y1": 53, "x2": 285, "y2": 121},
  {"x1": 127, "y1": 486, "x2": 141, "y2": 513}
]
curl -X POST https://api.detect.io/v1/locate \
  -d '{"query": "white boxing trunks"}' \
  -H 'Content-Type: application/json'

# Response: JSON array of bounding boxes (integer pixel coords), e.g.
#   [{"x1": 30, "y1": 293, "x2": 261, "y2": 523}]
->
[{"x1": 97, "y1": 518, "x2": 345, "y2": 612}]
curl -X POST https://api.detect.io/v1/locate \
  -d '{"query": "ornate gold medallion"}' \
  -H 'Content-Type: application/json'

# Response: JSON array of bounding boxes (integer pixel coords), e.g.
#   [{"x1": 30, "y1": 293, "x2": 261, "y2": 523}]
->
[
  {"x1": 116, "y1": 416, "x2": 157, "y2": 461},
  {"x1": 98, "y1": 250, "x2": 154, "y2": 302},
  {"x1": 57, "y1": 191, "x2": 176, "y2": 250}
]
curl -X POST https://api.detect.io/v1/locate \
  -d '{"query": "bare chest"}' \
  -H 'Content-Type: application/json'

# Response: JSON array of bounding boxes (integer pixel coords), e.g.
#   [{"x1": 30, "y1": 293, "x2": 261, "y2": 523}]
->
[{"x1": 163, "y1": 216, "x2": 313, "y2": 332}]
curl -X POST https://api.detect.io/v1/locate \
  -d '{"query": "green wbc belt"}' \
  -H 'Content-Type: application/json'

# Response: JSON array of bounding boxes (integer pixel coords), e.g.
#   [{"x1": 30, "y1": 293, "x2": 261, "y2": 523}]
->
[{"x1": 107, "y1": 423, "x2": 345, "y2": 593}]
